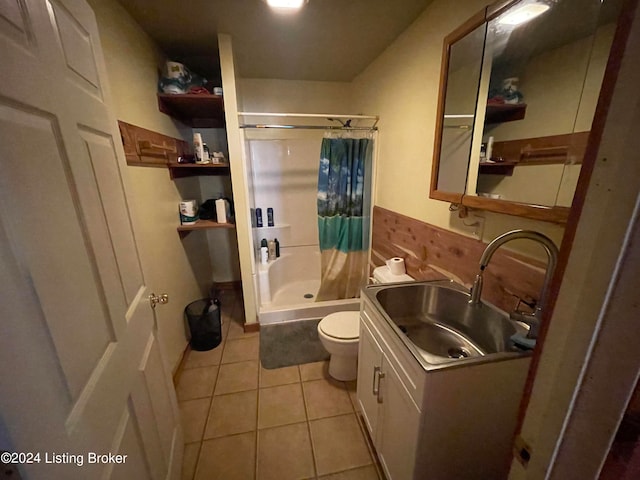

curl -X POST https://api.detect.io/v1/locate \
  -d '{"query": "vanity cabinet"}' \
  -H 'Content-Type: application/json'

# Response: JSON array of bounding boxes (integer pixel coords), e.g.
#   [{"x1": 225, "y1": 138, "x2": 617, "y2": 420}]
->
[
  {"x1": 358, "y1": 315, "x2": 421, "y2": 480},
  {"x1": 357, "y1": 294, "x2": 531, "y2": 479}
]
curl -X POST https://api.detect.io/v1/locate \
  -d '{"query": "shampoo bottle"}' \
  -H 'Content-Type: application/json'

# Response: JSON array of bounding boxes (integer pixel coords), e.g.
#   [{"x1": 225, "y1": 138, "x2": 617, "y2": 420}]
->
[
  {"x1": 274, "y1": 238, "x2": 280, "y2": 258},
  {"x1": 267, "y1": 208, "x2": 274, "y2": 227},
  {"x1": 268, "y1": 240, "x2": 276, "y2": 261},
  {"x1": 256, "y1": 208, "x2": 263, "y2": 227},
  {"x1": 260, "y1": 238, "x2": 268, "y2": 264}
]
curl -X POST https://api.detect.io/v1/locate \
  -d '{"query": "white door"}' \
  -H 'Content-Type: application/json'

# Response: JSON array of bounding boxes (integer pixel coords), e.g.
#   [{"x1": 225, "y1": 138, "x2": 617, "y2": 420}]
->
[{"x1": 0, "y1": 0, "x2": 182, "y2": 479}]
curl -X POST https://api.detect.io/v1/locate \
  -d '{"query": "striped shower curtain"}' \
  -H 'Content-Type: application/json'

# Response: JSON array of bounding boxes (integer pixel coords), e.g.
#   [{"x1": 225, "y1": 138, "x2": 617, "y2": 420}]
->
[{"x1": 316, "y1": 135, "x2": 373, "y2": 301}]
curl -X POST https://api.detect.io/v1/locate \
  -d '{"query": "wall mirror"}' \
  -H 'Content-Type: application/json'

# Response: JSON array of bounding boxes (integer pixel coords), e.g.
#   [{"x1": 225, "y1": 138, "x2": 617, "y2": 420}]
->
[{"x1": 430, "y1": 0, "x2": 623, "y2": 222}]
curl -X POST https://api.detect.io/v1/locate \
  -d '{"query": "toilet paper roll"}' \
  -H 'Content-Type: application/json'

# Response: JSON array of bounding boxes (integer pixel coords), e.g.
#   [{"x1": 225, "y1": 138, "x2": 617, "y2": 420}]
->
[{"x1": 386, "y1": 257, "x2": 406, "y2": 275}]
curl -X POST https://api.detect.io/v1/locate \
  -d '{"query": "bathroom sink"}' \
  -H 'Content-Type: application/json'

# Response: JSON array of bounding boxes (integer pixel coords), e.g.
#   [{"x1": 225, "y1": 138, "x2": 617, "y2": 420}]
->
[{"x1": 364, "y1": 280, "x2": 529, "y2": 369}]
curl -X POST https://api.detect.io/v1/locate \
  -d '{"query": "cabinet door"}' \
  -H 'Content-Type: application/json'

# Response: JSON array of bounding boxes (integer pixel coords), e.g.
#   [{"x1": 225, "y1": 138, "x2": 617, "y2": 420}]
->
[
  {"x1": 357, "y1": 319, "x2": 383, "y2": 440},
  {"x1": 377, "y1": 355, "x2": 421, "y2": 480}
]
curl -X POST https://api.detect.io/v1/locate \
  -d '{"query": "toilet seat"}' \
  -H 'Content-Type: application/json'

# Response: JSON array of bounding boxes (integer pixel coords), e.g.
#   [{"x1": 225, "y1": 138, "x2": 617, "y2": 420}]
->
[{"x1": 319, "y1": 311, "x2": 360, "y2": 340}]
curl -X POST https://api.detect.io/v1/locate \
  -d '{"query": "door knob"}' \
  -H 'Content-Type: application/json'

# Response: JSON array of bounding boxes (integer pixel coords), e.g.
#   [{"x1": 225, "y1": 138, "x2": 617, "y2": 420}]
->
[{"x1": 149, "y1": 293, "x2": 169, "y2": 308}]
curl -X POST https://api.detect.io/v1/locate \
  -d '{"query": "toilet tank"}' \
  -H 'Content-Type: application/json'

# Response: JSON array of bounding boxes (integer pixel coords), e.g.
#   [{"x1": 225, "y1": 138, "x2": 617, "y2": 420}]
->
[{"x1": 372, "y1": 265, "x2": 414, "y2": 283}]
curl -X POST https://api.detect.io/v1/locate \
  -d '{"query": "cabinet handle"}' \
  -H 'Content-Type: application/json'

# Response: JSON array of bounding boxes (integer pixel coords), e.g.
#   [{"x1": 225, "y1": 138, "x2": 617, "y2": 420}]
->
[
  {"x1": 372, "y1": 366, "x2": 385, "y2": 403},
  {"x1": 372, "y1": 366, "x2": 381, "y2": 396},
  {"x1": 377, "y1": 371, "x2": 386, "y2": 404}
]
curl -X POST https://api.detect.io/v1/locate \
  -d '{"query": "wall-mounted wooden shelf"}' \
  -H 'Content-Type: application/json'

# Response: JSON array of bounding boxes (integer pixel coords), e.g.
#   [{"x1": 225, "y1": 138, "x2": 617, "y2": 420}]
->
[
  {"x1": 168, "y1": 162, "x2": 230, "y2": 179},
  {"x1": 157, "y1": 93, "x2": 225, "y2": 128},
  {"x1": 485, "y1": 103, "x2": 527, "y2": 124},
  {"x1": 478, "y1": 161, "x2": 518, "y2": 176},
  {"x1": 178, "y1": 219, "x2": 235, "y2": 238}
]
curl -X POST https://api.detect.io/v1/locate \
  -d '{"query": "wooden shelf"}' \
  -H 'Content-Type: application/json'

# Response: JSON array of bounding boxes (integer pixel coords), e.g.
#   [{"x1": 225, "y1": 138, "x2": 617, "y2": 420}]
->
[
  {"x1": 254, "y1": 224, "x2": 290, "y2": 230},
  {"x1": 178, "y1": 219, "x2": 235, "y2": 238},
  {"x1": 168, "y1": 162, "x2": 230, "y2": 179},
  {"x1": 157, "y1": 93, "x2": 225, "y2": 128},
  {"x1": 485, "y1": 103, "x2": 527, "y2": 124},
  {"x1": 478, "y1": 161, "x2": 518, "y2": 175}
]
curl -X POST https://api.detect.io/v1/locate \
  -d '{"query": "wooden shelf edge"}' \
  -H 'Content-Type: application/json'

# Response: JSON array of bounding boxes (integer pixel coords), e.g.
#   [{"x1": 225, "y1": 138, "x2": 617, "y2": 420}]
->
[
  {"x1": 157, "y1": 93, "x2": 225, "y2": 128},
  {"x1": 485, "y1": 103, "x2": 527, "y2": 124},
  {"x1": 168, "y1": 162, "x2": 230, "y2": 179},
  {"x1": 178, "y1": 219, "x2": 235, "y2": 237}
]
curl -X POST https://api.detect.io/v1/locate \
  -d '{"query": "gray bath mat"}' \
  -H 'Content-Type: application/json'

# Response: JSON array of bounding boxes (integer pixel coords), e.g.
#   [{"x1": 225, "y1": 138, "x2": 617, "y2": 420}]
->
[{"x1": 260, "y1": 318, "x2": 330, "y2": 369}]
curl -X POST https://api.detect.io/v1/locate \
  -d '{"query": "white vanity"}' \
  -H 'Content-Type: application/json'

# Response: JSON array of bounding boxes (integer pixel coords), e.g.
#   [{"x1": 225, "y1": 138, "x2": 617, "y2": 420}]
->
[{"x1": 357, "y1": 283, "x2": 531, "y2": 480}]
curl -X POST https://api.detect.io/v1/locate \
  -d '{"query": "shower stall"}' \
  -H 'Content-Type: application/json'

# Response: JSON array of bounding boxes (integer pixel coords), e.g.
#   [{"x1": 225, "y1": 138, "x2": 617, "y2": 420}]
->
[{"x1": 240, "y1": 113, "x2": 378, "y2": 327}]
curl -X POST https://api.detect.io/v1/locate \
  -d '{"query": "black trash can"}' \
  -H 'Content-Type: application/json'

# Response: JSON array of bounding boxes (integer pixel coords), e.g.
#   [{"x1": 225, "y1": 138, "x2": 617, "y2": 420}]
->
[{"x1": 185, "y1": 299, "x2": 222, "y2": 351}]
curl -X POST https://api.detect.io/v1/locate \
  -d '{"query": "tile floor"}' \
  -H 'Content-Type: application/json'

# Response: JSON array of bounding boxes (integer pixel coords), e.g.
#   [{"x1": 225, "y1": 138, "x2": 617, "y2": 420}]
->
[{"x1": 177, "y1": 290, "x2": 382, "y2": 480}]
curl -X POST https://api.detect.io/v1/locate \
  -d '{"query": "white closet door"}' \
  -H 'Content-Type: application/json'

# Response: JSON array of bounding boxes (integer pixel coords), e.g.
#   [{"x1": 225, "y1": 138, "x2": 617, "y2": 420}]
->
[{"x1": 0, "y1": 0, "x2": 181, "y2": 478}]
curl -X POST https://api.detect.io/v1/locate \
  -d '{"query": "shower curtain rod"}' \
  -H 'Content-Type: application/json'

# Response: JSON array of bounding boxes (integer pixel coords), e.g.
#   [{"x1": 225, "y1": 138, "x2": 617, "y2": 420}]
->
[
  {"x1": 237, "y1": 111, "x2": 379, "y2": 130},
  {"x1": 238, "y1": 112, "x2": 378, "y2": 120},
  {"x1": 240, "y1": 124, "x2": 377, "y2": 131}
]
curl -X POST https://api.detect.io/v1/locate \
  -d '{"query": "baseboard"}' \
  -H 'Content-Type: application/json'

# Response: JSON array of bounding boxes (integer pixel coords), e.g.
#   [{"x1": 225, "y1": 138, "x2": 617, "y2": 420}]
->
[
  {"x1": 211, "y1": 281, "x2": 242, "y2": 292},
  {"x1": 244, "y1": 322, "x2": 260, "y2": 333}
]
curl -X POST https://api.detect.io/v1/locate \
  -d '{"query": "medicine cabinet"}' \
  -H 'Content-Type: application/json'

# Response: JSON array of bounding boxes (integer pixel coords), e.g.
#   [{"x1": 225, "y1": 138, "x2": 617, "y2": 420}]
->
[{"x1": 430, "y1": 0, "x2": 623, "y2": 223}]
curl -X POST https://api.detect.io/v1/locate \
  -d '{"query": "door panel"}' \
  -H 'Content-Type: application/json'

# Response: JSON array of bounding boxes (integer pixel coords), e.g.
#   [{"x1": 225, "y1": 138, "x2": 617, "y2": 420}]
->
[
  {"x1": 78, "y1": 127, "x2": 143, "y2": 305},
  {"x1": 0, "y1": 0, "x2": 35, "y2": 48},
  {"x1": 109, "y1": 401, "x2": 154, "y2": 480},
  {"x1": 357, "y1": 319, "x2": 383, "y2": 440},
  {"x1": 48, "y1": 0, "x2": 101, "y2": 95},
  {"x1": 0, "y1": 102, "x2": 115, "y2": 397},
  {"x1": 0, "y1": 0, "x2": 181, "y2": 478},
  {"x1": 378, "y1": 357, "x2": 420, "y2": 480}
]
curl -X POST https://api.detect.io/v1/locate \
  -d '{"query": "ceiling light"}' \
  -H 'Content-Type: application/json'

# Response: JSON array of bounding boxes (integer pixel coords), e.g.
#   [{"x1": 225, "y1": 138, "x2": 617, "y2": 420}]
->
[
  {"x1": 498, "y1": 3, "x2": 550, "y2": 26},
  {"x1": 265, "y1": 0, "x2": 308, "y2": 9}
]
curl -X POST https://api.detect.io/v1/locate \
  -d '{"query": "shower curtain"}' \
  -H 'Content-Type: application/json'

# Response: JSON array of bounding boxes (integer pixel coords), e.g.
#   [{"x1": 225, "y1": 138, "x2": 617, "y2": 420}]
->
[{"x1": 316, "y1": 133, "x2": 373, "y2": 301}]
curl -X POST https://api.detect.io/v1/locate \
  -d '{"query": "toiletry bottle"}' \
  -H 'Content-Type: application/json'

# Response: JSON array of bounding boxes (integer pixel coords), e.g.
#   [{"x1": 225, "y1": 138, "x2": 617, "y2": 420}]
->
[
  {"x1": 268, "y1": 240, "x2": 276, "y2": 261},
  {"x1": 267, "y1": 208, "x2": 274, "y2": 227},
  {"x1": 256, "y1": 208, "x2": 263, "y2": 227},
  {"x1": 274, "y1": 238, "x2": 280, "y2": 258},
  {"x1": 193, "y1": 133, "x2": 205, "y2": 163},
  {"x1": 260, "y1": 238, "x2": 268, "y2": 264}
]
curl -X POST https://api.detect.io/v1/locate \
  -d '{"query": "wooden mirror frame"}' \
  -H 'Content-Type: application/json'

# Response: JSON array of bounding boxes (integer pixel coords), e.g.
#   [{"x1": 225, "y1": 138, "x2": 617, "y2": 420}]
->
[{"x1": 430, "y1": 0, "x2": 582, "y2": 224}]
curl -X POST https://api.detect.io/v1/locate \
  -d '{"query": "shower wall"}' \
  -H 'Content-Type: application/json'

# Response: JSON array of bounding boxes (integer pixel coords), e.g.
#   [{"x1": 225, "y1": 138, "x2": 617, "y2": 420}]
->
[
  {"x1": 249, "y1": 137, "x2": 322, "y2": 249},
  {"x1": 237, "y1": 79, "x2": 357, "y2": 313}
]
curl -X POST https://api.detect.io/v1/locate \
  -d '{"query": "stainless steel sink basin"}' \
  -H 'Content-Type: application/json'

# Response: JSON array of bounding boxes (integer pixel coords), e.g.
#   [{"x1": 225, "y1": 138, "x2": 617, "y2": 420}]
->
[{"x1": 364, "y1": 280, "x2": 529, "y2": 369}]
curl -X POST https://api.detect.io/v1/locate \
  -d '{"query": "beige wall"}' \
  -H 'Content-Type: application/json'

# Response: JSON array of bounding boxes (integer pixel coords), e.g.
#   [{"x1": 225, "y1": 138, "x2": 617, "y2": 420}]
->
[
  {"x1": 350, "y1": 0, "x2": 565, "y2": 260},
  {"x1": 89, "y1": 0, "x2": 210, "y2": 372}
]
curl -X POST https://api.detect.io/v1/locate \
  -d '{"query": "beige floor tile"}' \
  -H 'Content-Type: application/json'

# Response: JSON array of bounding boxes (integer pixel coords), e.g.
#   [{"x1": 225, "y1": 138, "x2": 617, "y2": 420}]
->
[
  {"x1": 344, "y1": 380, "x2": 360, "y2": 412},
  {"x1": 177, "y1": 366, "x2": 218, "y2": 401},
  {"x1": 257, "y1": 422, "x2": 315, "y2": 480},
  {"x1": 310, "y1": 414, "x2": 372, "y2": 476},
  {"x1": 299, "y1": 361, "x2": 330, "y2": 381},
  {"x1": 180, "y1": 399, "x2": 211, "y2": 444},
  {"x1": 184, "y1": 347, "x2": 223, "y2": 369},
  {"x1": 215, "y1": 360, "x2": 259, "y2": 395},
  {"x1": 259, "y1": 365, "x2": 300, "y2": 388},
  {"x1": 303, "y1": 379, "x2": 353, "y2": 420},
  {"x1": 204, "y1": 390, "x2": 257, "y2": 439},
  {"x1": 227, "y1": 317, "x2": 259, "y2": 340},
  {"x1": 258, "y1": 383, "x2": 306, "y2": 429},
  {"x1": 318, "y1": 465, "x2": 380, "y2": 480},
  {"x1": 182, "y1": 442, "x2": 200, "y2": 480},
  {"x1": 222, "y1": 336, "x2": 260, "y2": 364},
  {"x1": 195, "y1": 432, "x2": 256, "y2": 480}
]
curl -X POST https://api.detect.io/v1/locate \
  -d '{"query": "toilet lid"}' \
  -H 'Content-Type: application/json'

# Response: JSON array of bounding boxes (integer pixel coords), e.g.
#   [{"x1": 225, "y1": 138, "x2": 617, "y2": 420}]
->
[{"x1": 319, "y1": 311, "x2": 360, "y2": 340}]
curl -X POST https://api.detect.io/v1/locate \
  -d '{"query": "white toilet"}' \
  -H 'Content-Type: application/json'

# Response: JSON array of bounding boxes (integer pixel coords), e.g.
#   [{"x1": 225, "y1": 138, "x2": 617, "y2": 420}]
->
[{"x1": 317, "y1": 265, "x2": 414, "y2": 381}]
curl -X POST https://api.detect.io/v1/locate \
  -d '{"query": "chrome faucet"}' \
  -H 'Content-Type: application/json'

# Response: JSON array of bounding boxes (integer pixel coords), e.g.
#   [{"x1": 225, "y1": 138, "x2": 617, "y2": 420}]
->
[{"x1": 469, "y1": 230, "x2": 559, "y2": 339}]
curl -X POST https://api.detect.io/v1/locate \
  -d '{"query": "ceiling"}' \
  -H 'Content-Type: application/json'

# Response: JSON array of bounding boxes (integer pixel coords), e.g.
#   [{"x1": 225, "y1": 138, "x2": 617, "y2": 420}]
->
[{"x1": 117, "y1": 0, "x2": 434, "y2": 83}]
